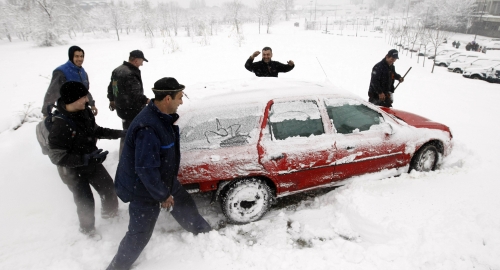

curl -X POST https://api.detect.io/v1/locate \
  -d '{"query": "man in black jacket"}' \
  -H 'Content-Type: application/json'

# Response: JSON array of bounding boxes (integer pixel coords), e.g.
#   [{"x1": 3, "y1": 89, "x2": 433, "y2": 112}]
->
[
  {"x1": 49, "y1": 81, "x2": 124, "y2": 238},
  {"x1": 368, "y1": 49, "x2": 404, "y2": 107},
  {"x1": 107, "y1": 50, "x2": 149, "y2": 156},
  {"x1": 244, "y1": 47, "x2": 295, "y2": 77}
]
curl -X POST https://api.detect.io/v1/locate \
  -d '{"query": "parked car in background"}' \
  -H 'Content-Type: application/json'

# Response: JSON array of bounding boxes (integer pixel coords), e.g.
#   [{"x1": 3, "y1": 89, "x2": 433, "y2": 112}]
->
[
  {"x1": 434, "y1": 52, "x2": 462, "y2": 67},
  {"x1": 445, "y1": 51, "x2": 483, "y2": 69},
  {"x1": 463, "y1": 63, "x2": 500, "y2": 79},
  {"x1": 485, "y1": 67, "x2": 500, "y2": 83},
  {"x1": 176, "y1": 79, "x2": 454, "y2": 224},
  {"x1": 483, "y1": 41, "x2": 500, "y2": 52},
  {"x1": 428, "y1": 48, "x2": 457, "y2": 59},
  {"x1": 448, "y1": 57, "x2": 500, "y2": 74}
]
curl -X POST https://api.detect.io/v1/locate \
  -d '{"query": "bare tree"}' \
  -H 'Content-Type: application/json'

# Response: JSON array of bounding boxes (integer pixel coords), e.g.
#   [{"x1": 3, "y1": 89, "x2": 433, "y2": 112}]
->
[
  {"x1": 108, "y1": 1, "x2": 126, "y2": 41},
  {"x1": 281, "y1": 0, "x2": 294, "y2": 21},
  {"x1": 262, "y1": 0, "x2": 279, "y2": 34},
  {"x1": 169, "y1": 2, "x2": 182, "y2": 36},
  {"x1": 224, "y1": 0, "x2": 243, "y2": 34},
  {"x1": 427, "y1": 27, "x2": 452, "y2": 73}
]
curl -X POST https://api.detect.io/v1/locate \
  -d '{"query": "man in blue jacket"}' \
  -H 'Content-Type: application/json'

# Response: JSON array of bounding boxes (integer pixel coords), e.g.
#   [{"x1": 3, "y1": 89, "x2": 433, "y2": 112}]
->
[
  {"x1": 107, "y1": 77, "x2": 211, "y2": 270},
  {"x1": 42, "y1": 46, "x2": 98, "y2": 116}
]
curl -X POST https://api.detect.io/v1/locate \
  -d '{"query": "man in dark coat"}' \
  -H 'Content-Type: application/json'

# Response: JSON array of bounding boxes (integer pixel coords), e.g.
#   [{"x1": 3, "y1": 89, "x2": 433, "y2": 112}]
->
[
  {"x1": 42, "y1": 46, "x2": 98, "y2": 116},
  {"x1": 368, "y1": 49, "x2": 404, "y2": 108},
  {"x1": 244, "y1": 47, "x2": 295, "y2": 77},
  {"x1": 107, "y1": 77, "x2": 211, "y2": 270},
  {"x1": 107, "y1": 50, "x2": 149, "y2": 156},
  {"x1": 48, "y1": 81, "x2": 124, "y2": 238}
]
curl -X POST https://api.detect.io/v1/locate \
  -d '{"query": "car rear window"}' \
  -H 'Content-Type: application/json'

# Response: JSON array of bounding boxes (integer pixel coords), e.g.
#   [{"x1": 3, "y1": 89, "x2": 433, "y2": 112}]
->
[{"x1": 179, "y1": 106, "x2": 262, "y2": 150}]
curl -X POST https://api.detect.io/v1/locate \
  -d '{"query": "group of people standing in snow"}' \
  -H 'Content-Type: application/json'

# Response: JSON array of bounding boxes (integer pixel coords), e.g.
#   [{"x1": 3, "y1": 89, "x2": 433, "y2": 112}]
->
[
  {"x1": 41, "y1": 46, "x2": 212, "y2": 269},
  {"x1": 40, "y1": 43, "x2": 400, "y2": 269}
]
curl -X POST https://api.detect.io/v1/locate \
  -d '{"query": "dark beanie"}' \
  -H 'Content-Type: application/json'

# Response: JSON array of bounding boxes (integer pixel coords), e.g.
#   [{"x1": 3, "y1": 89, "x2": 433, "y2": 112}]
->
[
  {"x1": 68, "y1": 46, "x2": 84, "y2": 63},
  {"x1": 60, "y1": 81, "x2": 89, "y2": 105}
]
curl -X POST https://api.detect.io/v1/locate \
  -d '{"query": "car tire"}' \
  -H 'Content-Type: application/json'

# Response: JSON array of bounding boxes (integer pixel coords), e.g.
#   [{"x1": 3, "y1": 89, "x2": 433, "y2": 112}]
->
[
  {"x1": 220, "y1": 178, "x2": 272, "y2": 224},
  {"x1": 453, "y1": 69, "x2": 462, "y2": 74},
  {"x1": 439, "y1": 63, "x2": 447, "y2": 67},
  {"x1": 410, "y1": 144, "x2": 438, "y2": 172},
  {"x1": 470, "y1": 75, "x2": 480, "y2": 80}
]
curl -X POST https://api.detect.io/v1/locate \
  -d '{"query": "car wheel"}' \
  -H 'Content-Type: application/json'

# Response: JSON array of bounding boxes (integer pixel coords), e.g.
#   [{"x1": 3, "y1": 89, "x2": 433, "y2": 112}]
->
[
  {"x1": 454, "y1": 69, "x2": 462, "y2": 73},
  {"x1": 471, "y1": 75, "x2": 480, "y2": 80},
  {"x1": 220, "y1": 178, "x2": 272, "y2": 224},
  {"x1": 410, "y1": 144, "x2": 438, "y2": 172},
  {"x1": 439, "y1": 63, "x2": 447, "y2": 67}
]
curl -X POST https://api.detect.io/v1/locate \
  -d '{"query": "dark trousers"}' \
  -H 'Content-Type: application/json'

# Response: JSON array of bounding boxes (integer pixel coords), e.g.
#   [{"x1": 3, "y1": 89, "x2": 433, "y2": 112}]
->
[
  {"x1": 107, "y1": 187, "x2": 211, "y2": 270},
  {"x1": 57, "y1": 164, "x2": 118, "y2": 231},
  {"x1": 119, "y1": 119, "x2": 133, "y2": 158}
]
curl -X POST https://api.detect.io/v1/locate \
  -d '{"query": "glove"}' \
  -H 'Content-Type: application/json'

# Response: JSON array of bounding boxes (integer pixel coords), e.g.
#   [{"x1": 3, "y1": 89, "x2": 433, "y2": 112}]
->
[{"x1": 83, "y1": 149, "x2": 109, "y2": 166}]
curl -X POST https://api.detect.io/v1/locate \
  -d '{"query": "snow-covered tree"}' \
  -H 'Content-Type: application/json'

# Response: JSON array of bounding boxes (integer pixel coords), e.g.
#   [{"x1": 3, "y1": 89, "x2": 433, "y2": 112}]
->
[
  {"x1": 108, "y1": 1, "x2": 126, "y2": 41},
  {"x1": 281, "y1": 0, "x2": 294, "y2": 21},
  {"x1": 224, "y1": 0, "x2": 244, "y2": 34}
]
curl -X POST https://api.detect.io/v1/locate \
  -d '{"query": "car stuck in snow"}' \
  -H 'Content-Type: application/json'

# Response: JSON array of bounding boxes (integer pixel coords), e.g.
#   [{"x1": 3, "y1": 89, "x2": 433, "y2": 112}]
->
[{"x1": 175, "y1": 79, "x2": 454, "y2": 224}]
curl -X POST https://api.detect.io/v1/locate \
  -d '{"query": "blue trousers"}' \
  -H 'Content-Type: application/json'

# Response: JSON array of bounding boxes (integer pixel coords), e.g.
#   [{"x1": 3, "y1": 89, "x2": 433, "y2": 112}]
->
[{"x1": 107, "y1": 187, "x2": 211, "y2": 270}]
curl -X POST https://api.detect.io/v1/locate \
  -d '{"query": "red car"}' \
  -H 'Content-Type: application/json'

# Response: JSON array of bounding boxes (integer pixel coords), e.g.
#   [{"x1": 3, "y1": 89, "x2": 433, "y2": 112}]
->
[{"x1": 176, "y1": 79, "x2": 453, "y2": 224}]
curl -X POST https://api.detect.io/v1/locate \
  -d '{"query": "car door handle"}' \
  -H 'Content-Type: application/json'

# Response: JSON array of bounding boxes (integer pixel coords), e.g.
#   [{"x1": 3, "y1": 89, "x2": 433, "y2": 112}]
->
[
  {"x1": 346, "y1": 146, "x2": 355, "y2": 150},
  {"x1": 270, "y1": 153, "x2": 285, "y2": 160}
]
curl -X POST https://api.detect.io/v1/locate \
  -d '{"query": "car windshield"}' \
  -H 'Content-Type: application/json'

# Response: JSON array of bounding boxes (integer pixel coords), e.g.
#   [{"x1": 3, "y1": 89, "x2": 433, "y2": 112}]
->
[
  {"x1": 179, "y1": 105, "x2": 262, "y2": 150},
  {"x1": 324, "y1": 99, "x2": 384, "y2": 134}
]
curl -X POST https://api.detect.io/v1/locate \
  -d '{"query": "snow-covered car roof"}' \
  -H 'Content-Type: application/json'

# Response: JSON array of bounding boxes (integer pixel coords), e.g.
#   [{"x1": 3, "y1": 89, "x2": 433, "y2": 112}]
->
[{"x1": 180, "y1": 78, "x2": 359, "y2": 113}]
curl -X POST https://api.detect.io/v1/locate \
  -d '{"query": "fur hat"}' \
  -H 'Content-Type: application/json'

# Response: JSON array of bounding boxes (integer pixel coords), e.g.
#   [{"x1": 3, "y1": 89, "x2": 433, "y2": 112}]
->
[{"x1": 60, "y1": 81, "x2": 88, "y2": 104}]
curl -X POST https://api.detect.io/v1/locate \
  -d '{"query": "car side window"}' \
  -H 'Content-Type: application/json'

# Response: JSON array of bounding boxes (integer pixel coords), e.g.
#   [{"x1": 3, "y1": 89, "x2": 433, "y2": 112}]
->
[
  {"x1": 325, "y1": 99, "x2": 383, "y2": 134},
  {"x1": 268, "y1": 100, "x2": 324, "y2": 140}
]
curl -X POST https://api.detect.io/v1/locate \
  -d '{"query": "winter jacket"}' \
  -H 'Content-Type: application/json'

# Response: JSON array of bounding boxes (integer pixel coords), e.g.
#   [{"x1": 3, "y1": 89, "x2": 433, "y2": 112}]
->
[
  {"x1": 368, "y1": 58, "x2": 401, "y2": 97},
  {"x1": 114, "y1": 100, "x2": 182, "y2": 203},
  {"x1": 244, "y1": 58, "x2": 294, "y2": 77},
  {"x1": 107, "y1": 61, "x2": 148, "y2": 121},
  {"x1": 48, "y1": 99, "x2": 122, "y2": 168},
  {"x1": 42, "y1": 61, "x2": 95, "y2": 116}
]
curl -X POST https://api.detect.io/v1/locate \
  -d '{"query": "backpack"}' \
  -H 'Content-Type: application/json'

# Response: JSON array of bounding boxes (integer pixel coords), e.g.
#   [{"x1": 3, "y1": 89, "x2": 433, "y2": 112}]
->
[{"x1": 35, "y1": 105, "x2": 76, "y2": 155}]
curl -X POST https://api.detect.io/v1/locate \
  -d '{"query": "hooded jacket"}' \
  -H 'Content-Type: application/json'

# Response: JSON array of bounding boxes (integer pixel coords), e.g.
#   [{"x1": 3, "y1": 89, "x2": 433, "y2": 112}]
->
[
  {"x1": 107, "y1": 61, "x2": 148, "y2": 121},
  {"x1": 42, "y1": 61, "x2": 95, "y2": 116},
  {"x1": 114, "y1": 100, "x2": 181, "y2": 203},
  {"x1": 48, "y1": 99, "x2": 122, "y2": 168}
]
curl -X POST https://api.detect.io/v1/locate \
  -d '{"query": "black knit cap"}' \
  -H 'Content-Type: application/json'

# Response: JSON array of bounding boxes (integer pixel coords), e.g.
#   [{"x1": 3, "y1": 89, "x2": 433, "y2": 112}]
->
[
  {"x1": 152, "y1": 77, "x2": 185, "y2": 93},
  {"x1": 60, "y1": 81, "x2": 89, "y2": 105},
  {"x1": 68, "y1": 46, "x2": 84, "y2": 63}
]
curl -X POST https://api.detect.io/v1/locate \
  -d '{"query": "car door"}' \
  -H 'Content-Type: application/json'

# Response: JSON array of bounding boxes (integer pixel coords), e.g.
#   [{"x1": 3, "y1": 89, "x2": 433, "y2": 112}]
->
[
  {"x1": 258, "y1": 98, "x2": 337, "y2": 194},
  {"x1": 324, "y1": 98, "x2": 407, "y2": 180}
]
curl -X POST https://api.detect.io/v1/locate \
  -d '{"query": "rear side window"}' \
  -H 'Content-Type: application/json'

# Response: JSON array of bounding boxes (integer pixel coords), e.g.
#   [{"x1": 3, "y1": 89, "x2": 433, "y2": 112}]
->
[
  {"x1": 179, "y1": 106, "x2": 262, "y2": 150},
  {"x1": 325, "y1": 99, "x2": 383, "y2": 134},
  {"x1": 268, "y1": 100, "x2": 324, "y2": 140}
]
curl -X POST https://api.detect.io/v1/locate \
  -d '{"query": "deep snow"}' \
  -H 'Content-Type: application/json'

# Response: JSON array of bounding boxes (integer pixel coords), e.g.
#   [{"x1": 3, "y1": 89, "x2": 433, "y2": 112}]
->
[{"x1": 1, "y1": 20, "x2": 500, "y2": 270}]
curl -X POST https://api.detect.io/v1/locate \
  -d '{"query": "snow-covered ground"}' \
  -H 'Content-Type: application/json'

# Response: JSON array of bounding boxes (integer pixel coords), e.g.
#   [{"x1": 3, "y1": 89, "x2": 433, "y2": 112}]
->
[{"x1": 1, "y1": 21, "x2": 500, "y2": 269}]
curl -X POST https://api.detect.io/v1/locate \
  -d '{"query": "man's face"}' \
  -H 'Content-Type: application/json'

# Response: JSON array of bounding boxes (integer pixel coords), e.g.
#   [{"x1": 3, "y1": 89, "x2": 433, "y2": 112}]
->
[
  {"x1": 166, "y1": 91, "x2": 184, "y2": 114},
  {"x1": 386, "y1": 56, "x2": 397, "y2": 66},
  {"x1": 72, "y1": 95, "x2": 89, "y2": 111},
  {"x1": 73, "y1": 51, "x2": 84, "y2": 67},
  {"x1": 132, "y1": 58, "x2": 144, "y2": 68},
  {"x1": 262, "y1": 50, "x2": 272, "y2": 63}
]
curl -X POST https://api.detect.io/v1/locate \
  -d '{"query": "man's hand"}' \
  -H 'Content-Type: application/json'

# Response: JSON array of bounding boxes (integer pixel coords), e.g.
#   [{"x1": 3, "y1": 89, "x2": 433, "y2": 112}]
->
[
  {"x1": 251, "y1": 51, "x2": 260, "y2": 59},
  {"x1": 109, "y1": 101, "x2": 115, "y2": 111},
  {"x1": 91, "y1": 106, "x2": 98, "y2": 116},
  {"x1": 287, "y1": 60, "x2": 294, "y2": 66},
  {"x1": 161, "y1": 195, "x2": 174, "y2": 210},
  {"x1": 378, "y1": 93, "x2": 386, "y2": 101},
  {"x1": 399, "y1": 77, "x2": 404, "y2": 82}
]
